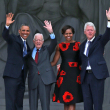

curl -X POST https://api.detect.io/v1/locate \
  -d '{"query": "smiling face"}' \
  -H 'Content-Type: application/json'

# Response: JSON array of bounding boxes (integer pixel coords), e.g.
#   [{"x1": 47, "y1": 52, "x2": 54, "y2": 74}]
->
[
  {"x1": 84, "y1": 25, "x2": 96, "y2": 40},
  {"x1": 18, "y1": 26, "x2": 30, "y2": 40},
  {"x1": 63, "y1": 29, "x2": 73, "y2": 42},
  {"x1": 33, "y1": 34, "x2": 44, "y2": 49}
]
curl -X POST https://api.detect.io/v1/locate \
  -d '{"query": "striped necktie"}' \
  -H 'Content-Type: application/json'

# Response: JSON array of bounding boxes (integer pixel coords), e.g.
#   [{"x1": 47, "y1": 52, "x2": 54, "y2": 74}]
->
[
  {"x1": 23, "y1": 41, "x2": 27, "y2": 57},
  {"x1": 86, "y1": 41, "x2": 91, "y2": 66}
]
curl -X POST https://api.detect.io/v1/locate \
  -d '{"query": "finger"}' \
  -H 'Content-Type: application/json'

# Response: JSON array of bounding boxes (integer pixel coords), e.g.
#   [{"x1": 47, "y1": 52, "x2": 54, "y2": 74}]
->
[
  {"x1": 44, "y1": 20, "x2": 48, "y2": 24},
  {"x1": 43, "y1": 26, "x2": 47, "y2": 29},
  {"x1": 10, "y1": 13, "x2": 14, "y2": 18},
  {"x1": 11, "y1": 14, "x2": 14, "y2": 18},
  {"x1": 6, "y1": 13, "x2": 10, "y2": 18},
  {"x1": 46, "y1": 21, "x2": 49, "y2": 25},
  {"x1": 106, "y1": 10, "x2": 108, "y2": 15},
  {"x1": 6, "y1": 14, "x2": 8, "y2": 18},
  {"x1": 44, "y1": 20, "x2": 49, "y2": 25},
  {"x1": 44, "y1": 20, "x2": 46, "y2": 24},
  {"x1": 12, "y1": 20, "x2": 15, "y2": 23},
  {"x1": 9, "y1": 13, "x2": 12, "y2": 18},
  {"x1": 49, "y1": 21, "x2": 51, "y2": 25}
]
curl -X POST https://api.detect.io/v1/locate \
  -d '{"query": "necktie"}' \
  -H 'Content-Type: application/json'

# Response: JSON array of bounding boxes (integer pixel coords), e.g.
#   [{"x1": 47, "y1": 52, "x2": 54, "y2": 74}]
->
[
  {"x1": 22, "y1": 41, "x2": 27, "y2": 69},
  {"x1": 35, "y1": 49, "x2": 39, "y2": 63},
  {"x1": 23, "y1": 41, "x2": 27, "y2": 57},
  {"x1": 86, "y1": 41, "x2": 91, "y2": 66},
  {"x1": 35, "y1": 49, "x2": 40, "y2": 74}
]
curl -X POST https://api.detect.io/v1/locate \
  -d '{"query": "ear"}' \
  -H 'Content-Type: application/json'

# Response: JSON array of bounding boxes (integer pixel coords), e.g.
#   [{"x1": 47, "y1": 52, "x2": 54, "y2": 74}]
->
[
  {"x1": 84, "y1": 30, "x2": 86, "y2": 35},
  {"x1": 94, "y1": 30, "x2": 96, "y2": 34},
  {"x1": 33, "y1": 40, "x2": 35, "y2": 44},
  {"x1": 18, "y1": 29, "x2": 20, "y2": 34}
]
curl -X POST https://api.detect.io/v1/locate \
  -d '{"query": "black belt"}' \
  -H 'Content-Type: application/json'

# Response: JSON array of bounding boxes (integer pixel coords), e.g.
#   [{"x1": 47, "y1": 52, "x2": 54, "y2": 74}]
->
[{"x1": 86, "y1": 70, "x2": 92, "y2": 73}]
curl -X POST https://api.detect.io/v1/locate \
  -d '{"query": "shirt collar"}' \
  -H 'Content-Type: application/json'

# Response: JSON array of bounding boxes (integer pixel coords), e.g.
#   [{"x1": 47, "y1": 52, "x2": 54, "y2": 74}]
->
[
  {"x1": 33, "y1": 47, "x2": 41, "y2": 51},
  {"x1": 87, "y1": 36, "x2": 95, "y2": 42},
  {"x1": 20, "y1": 36, "x2": 26, "y2": 42}
]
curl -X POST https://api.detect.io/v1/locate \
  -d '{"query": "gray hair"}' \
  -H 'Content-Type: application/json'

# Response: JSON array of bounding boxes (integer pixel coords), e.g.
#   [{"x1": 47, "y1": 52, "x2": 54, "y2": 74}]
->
[
  {"x1": 33, "y1": 33, "x2": 44, "y2": 41},
  {"x1": 84, "y1": 22, "x2": 96, "y2": 31},
  {"x1": 19, "y1": 24, "x2": 30, "y2": 30}
]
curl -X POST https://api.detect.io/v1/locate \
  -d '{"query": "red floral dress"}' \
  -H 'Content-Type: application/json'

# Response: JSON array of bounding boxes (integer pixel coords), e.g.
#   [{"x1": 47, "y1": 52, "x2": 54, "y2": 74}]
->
[{"x1": 53, "y1": 42, "x2": 83, "y2": 104}]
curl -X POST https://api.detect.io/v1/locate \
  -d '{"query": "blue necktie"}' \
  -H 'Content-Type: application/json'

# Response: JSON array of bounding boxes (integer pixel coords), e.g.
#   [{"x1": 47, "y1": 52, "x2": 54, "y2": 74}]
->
[
  {"x1": 23, "y1": 41, "x2": 27, "y2": 57},
  {"x1": 86, "y1": 41, "x2": 91, "y2": 66},
  {"x1": 22, "y1": 41, "x2": 27, "y2": 69}
]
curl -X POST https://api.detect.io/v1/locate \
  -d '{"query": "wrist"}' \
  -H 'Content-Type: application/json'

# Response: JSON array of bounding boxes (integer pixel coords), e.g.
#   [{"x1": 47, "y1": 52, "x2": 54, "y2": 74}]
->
[
  {"x1": 6, "y1": 24, "x2": 10, "y2": 26},
  {"x1": 5, "y1": 25, "x2": 10, "y2": 29},
  {"x1": 49, "y1": 32, "x2": 54, "y2": 34}
]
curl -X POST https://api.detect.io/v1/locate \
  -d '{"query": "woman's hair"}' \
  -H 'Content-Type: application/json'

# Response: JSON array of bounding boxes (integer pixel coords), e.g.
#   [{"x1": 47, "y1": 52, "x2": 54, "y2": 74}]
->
[{"x1": 61, "y1": 25, "x2": 75, "y2": 34}]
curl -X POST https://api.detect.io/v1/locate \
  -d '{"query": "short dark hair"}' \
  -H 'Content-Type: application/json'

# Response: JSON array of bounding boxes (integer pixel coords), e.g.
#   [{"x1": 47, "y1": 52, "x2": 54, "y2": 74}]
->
[
  {"x1": 19, "y1": 24, "x2": 30, "y2": 30},
  {"x1": 61, "y1": 25, "x2": 75, "y2": 34}
]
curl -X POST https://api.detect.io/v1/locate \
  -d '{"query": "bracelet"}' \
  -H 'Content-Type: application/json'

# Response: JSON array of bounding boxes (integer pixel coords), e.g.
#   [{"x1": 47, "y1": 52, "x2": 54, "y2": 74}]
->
[{"x1": 108, "y1": 20, "x2": 110, "y2": 21}]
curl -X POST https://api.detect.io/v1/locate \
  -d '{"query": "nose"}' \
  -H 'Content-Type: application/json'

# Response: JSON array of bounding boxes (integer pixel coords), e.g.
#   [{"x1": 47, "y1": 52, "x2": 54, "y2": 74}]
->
[
  {"x1": 67, "y1": 33, "x2": 70, "y2": 36},
  {"x1": 23, "y1": 31, "x2": 27, "y2": 34}
]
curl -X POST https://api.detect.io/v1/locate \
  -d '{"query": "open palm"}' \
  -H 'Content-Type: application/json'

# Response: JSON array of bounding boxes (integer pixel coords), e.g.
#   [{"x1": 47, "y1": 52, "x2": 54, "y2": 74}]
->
[
  {"x1": 43, "y1": 20, "x2": 53, "y2": 34},
  {"x1": 6, "y1": 13, "x2": 15, "y2": 26}
]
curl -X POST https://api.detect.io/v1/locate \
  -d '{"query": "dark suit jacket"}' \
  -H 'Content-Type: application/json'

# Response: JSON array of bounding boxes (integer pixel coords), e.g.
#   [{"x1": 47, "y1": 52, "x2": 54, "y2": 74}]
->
[
  {"x1": 26, "y1": 38, "x2": 57, "y2": 90},
  {"x1": 80, "y1": 27, "x2": 110, "y2": 83},
  {"x1": 2, "y1": 27, "x2": 30, "y2": 79}
]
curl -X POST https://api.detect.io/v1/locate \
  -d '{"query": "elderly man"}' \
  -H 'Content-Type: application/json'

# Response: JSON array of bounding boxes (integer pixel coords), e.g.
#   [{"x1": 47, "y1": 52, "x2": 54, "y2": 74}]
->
[
  {"x1": 26, "y1": 20, "x2": 57, "y2": 110},
  {"x1": 79, "y1": 8, "x2": 110, "y2": 110},
  {"x1": 2, "y1": 13, "x2": 30, "y2": 110}
]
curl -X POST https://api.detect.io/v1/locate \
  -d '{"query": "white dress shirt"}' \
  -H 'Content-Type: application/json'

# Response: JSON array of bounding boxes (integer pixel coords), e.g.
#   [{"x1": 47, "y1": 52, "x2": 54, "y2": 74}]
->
[
  {"x1": 84, "y1": 21, "x2": 110, "y2": 70},
  {"x1": 84, "y1": 37, "x2": 95, "y2": 70}
]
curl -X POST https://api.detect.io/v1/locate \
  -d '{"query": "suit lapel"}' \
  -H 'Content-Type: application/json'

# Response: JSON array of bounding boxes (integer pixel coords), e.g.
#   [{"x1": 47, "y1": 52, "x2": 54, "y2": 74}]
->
[
  {"x1": 17, "y1": 35, "x2": 24, "y2": 46},
  {"x1": 16, "y1": 35, "x2": 31, "y2": 56},
  {"x1": 88, "y1": 37, "x2": 99, "y2": 56},
  {"x1": 29, "y1": 46, "x2": 46, "y2": 64},
  {"x1": 27, "y1": 50, "x2": 37, "y2": 64},
  {"x1": 80, "y1": 40, "x2": 87, "y2": 57},
  {"x1": 17, "y1": 35, "x2": 24, "y2": 53},
  {"x1": 81, "y1": 36, "x2": 100, "y2": 57},
  {"x1": 12, "y1": 35, "x2": 24, "y2": 55},
  {"x1": 38, "y1": 46, "x2": 44, "y2": 64}
]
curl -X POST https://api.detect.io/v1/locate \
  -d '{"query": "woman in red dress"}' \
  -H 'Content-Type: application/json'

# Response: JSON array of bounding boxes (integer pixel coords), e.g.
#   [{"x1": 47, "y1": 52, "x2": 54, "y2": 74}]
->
[{"x1": 51, "y1": 25, "x2": 83, "y2": 110}]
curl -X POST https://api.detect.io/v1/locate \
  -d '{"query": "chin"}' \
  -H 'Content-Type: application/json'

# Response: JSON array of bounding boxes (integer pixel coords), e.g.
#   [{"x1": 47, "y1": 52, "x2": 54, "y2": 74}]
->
[{"x1": 36, "y1": 47, "x2": 41, "y2": 49}]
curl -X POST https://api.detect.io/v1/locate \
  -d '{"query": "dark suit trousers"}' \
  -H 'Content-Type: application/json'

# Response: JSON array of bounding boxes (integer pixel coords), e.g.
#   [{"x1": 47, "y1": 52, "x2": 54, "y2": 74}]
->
[
  {"x1": 29, "y1": 75, "x2": 51, "y2": 110},
  {"x1": 81, "y1": 71, "x2": 105, "y2": 110},
  {"x1": 4, "y1": 70, "x2": 25, "y2": 110}
]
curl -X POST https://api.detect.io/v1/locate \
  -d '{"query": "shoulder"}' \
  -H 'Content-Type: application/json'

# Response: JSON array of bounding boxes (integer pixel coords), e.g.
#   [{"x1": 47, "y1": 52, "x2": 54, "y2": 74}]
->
[
  {"x1": 58, "y1": 42, "x2": 70, "y2": 51},
  {"x1": 42, "y1": 45, "x2": 48, "y2": 50},
  {"x1": 75, "y1": 41, "x2": 80, "y2": 46},
  {"x1": 79, "y1": 40, "x2": 86, "y2": 48}
]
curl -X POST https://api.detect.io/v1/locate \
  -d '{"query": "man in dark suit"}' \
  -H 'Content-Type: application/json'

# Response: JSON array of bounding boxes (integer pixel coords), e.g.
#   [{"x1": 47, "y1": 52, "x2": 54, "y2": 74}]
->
[
  {"x1": 26, "y1": 20, "x2": 57, "y2": 110},
  {"x1": 2, "y1": 13, "x2": 30, "y2": 110},
  {"x1": 79, "y1": 8, "x2": 110, "y2": 110}
]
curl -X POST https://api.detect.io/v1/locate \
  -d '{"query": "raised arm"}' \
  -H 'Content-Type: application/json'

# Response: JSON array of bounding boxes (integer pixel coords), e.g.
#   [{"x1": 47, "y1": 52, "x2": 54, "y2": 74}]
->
[
  {"x1": 2, "y1": 13, "x2": 15, "y2": 41},
  {"x1": 51, "y1": 44, "x2": 61, "y2": 66},
  {"x1": 100, "y1": 7, "x2": 110, "y2": 46},
  {"x1": 44, "y1": 20, "x2": 57, "y2": 55}
]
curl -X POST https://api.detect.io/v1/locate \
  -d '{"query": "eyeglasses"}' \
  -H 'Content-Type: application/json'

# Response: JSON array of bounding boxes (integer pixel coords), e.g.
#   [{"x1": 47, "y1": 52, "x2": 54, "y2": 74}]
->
[{"x1": 34, "y1": 39, "x2": 43, "y2": 42}]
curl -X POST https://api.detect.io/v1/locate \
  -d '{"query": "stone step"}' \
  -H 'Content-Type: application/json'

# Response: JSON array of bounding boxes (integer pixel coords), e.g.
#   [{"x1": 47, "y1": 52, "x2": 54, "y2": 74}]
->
[{"x1": 0, "y1": 99, "x2": 84, "y2": 110}]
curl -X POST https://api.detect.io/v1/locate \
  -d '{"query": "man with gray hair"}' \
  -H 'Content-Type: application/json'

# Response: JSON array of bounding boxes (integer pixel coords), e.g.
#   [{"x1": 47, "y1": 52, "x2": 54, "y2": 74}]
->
[
  {"x1": 79, "y1": 8, "x2": 110, "y2": 110},
  {"x1": 26, "y1": 20, "x2": 57, "y2": 110}
]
